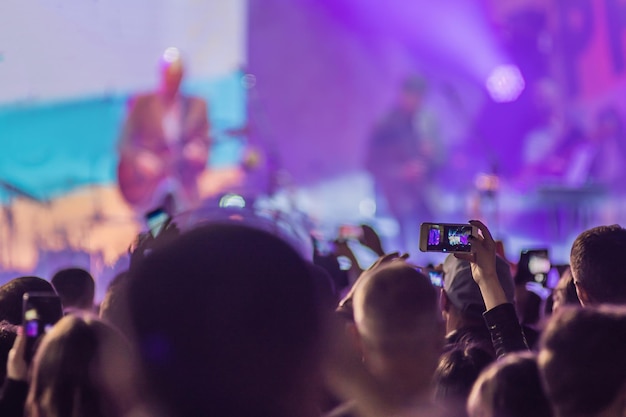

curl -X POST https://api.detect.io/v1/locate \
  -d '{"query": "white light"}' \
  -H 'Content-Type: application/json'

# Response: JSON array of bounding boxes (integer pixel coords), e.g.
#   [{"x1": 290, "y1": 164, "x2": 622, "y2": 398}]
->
[
  {"x1": 162, "y1": 47, "x2": 181, "y2": 63},
  {"x1": 485, "y1": 65, "x2": 525, "y2": 102},
  {"x1": 219, "y1": 194, "x2": 246, "y2": 209}
]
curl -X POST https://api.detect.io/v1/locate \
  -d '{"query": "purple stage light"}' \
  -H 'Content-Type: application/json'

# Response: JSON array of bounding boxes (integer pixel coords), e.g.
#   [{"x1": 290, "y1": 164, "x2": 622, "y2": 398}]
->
[{"x1": 485, "y1": 64, "x2": 525, "y2": 102}]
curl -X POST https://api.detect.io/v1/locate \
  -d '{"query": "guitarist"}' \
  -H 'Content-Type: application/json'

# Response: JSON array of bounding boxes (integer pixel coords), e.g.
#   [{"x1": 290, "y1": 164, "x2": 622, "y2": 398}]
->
[
  {"x1": 365, "y1": 76, "x2": 443, "y2": 252},
  {"x1": 118, "y1": 47, "x2": 210, "y2": 214}
]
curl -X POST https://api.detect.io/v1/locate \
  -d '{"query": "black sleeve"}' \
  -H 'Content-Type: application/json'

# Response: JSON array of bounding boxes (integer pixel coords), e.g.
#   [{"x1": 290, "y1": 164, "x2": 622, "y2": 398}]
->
[
  {"x1": 0, "y1": 378, "x2": 29, "y2": 417},
  {"x1": 483, "y1": 303, "x2": 529, "y2": 359}
]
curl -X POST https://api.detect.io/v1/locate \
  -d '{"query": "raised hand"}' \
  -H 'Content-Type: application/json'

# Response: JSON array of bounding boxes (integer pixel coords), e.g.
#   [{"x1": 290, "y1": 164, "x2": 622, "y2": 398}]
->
[
  {"x1": 454, "y1": 220, "x2": 507, "y2": 311},
  {"x1": 7, "y1": 328, "x2": 28, "y2": 381}
]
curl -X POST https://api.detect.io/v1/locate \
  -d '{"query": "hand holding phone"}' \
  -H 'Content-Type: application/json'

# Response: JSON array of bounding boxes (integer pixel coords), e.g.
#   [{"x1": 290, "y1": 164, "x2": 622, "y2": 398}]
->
[{"x1": 22, "y1": 292, "x2": 63, "y2": 363}]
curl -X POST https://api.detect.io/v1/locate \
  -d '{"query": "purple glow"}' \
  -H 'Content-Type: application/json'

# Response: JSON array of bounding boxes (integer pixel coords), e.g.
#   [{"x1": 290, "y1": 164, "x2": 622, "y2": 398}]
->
[{"x1": 485, "y1": 65, "x2": 526, "y2": 102}]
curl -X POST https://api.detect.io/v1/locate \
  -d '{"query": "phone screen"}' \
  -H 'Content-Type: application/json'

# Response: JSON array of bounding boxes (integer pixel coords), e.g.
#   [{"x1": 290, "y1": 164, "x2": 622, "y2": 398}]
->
[
  {"x1": 23, "y1": 292, "x2": 63, "y2": 363},
  {"x1": 428, "y1": 270, "x2": 443, "y2": 287},
  {"x1": 145, "y1": 208, "x2": 170, "y2": 238},
  {"x1": 523, "y1": 249, "x2": 550, "y2": 285},
  {"x1": 421, "y1": 223, "x2": 473, "y2": 253}
]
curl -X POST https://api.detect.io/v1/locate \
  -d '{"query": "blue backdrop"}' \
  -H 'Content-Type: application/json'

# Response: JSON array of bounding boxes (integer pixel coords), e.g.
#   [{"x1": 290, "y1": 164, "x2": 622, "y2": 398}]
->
[{"x1": 0, "y1": 71, "x2": 247, "y2": 203}]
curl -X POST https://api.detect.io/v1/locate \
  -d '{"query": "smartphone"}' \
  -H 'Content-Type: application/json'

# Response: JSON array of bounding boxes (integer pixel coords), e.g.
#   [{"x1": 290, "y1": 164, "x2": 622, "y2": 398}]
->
[
  {"x1": 419, "y1": 222, "x2": 477, "y2": 253},
  {"x1": 145, "y1": 207, "x2": 171, "y2": 238},
  {"x1": 338, "y1": 225, "x2": 363, "y2": 241},
  {"x1": 521, "y1": 248, "x2": 551, "y2": 285},
  {"x1": 425, "y1": 269, "x2": 444, "y2": 287},
  {"x1": 22, "y1": 292, "x2": 63, "y2": 363}
]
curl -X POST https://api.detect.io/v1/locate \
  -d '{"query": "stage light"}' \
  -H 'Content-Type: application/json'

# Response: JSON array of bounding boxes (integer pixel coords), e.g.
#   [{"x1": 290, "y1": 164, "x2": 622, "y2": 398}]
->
[
  {"x1": 485, "y1": 65, "x2": 525, "y2": 102},
  {"x1": 219, "y1": 193, "x2": 246, "y2": 208},
  {"x1": 162, "y1": 47, "x2": 181, "y2": 63}
]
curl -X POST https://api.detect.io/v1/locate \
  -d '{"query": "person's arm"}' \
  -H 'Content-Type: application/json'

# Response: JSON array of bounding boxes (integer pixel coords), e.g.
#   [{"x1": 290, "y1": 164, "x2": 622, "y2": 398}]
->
[
  {"x1": 0, "y1": 330, "x2": 29, "y2": 417},
  {"x1": 455, "y1": 220, "x2": 528, "y2": 357},
  {"x1": 359, "y1": 225, "x2": 385, "y2": 257}
]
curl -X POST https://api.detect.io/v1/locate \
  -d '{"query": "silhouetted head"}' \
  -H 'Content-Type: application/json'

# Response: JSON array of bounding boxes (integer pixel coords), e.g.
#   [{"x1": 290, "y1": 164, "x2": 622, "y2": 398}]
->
[
  {"x1": 0, "y1": 276, "x2": 55, "y2": 324},
  {"x1": 468, "y1": 352, "x2": 552, "y2": 417},
  {"x1": 128, "y1": 223, "x2": 323, "y2": 417},
  {"x1": 570, "y1": 225, "x2": 626, "y2": 305},
  {"x1": 51, "y1": 268, "x2": 95, "y2": 311},
  {"x1": 434, "y1": 342, "x2": 493, "y2": 413},
  {"x1": 26, "y1": 314, "x2": 136, "y2": 417},
  {"x1": 353, "y1": 263, "x2": 443, "y2": 401}
]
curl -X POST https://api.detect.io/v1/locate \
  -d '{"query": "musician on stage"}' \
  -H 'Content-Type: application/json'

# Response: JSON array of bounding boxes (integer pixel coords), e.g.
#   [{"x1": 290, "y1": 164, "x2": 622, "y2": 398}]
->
[
  {"x1": 118, "y1": 47, "x2": 210, "y2": 214},
  {"x1": 365, "y1": 76, "x2": 443, "y2": 252}
]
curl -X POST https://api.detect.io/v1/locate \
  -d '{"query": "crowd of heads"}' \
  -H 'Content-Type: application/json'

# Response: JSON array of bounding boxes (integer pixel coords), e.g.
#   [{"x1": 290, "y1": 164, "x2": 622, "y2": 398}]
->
[{"x1": 0, "y1": 217, "x2": 625, "y2": 417}]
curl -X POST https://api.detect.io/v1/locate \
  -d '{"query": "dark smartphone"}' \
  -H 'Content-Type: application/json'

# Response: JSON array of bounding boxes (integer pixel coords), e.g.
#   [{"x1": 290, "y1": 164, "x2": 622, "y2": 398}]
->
[
  {"x1": 22, "y1": 292, "x2": 63, "y2": 363},
  {"x1": 419, "y1": 222, "x2": 477, "y2": 253},
  {"x1": 521, "y1": 248, "x2": 551, "y2": 286},
  {"x1": 145, "y1": 207, "x2": 171, "y2": 238}
]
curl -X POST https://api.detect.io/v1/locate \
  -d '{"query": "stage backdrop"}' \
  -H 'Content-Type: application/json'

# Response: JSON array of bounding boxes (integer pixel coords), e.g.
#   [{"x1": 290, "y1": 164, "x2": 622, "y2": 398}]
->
[{"x1": 0, "y1": 0, "x2": 247, "y2": 202}]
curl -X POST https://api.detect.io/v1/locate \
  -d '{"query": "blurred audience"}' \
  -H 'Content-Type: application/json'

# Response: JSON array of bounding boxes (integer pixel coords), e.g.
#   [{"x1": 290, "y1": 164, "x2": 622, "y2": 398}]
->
[{"x1": 3, "y1": 176, "x2": 626, "y2": 417}]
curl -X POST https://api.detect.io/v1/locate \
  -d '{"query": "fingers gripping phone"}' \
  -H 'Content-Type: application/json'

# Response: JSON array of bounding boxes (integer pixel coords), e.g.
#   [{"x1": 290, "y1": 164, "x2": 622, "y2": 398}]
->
[
  {"x1": 22, "y1": 292, "x2": 63, "y2": 363},
  {"x1": 419, "y1": 223, "x2": 478, "y2": 253}
]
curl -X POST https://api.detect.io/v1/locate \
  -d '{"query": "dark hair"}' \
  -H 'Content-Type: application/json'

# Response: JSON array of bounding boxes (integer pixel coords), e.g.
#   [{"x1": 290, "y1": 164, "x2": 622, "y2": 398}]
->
[
  {"x1": 468, "y1": 352, "x2": 552, "y2": 417},
  {"x1": 25, "y1": 314, "x2": 134, "y2": 417},
  {"x1": 99, "y1": 272, "x2": 131, "y2": 339},
  {"x1": 570, "y1": 225, "x2": 626, "y2": 304},
  {"x1": 0, "y1": 276, "x2": 55, "y2": 324},
  {"x1": 434, "y1": 343, "x2": 493, "y2": 407},
  {"x1": 549, "y1": 267, "x2": 580, "y2": 314},
  {"x1": 539, "y1": 306, "x2": 626, "y2": 416},
  {"x1": 0, "y1": 321, "x2": 18, "y2": 385},
  {"x1": 51, "y1": 268, "x2": 95, "y2": 311},
  {"x1": 128, "y1": 223, "x2": 322, "y2": 417}
]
